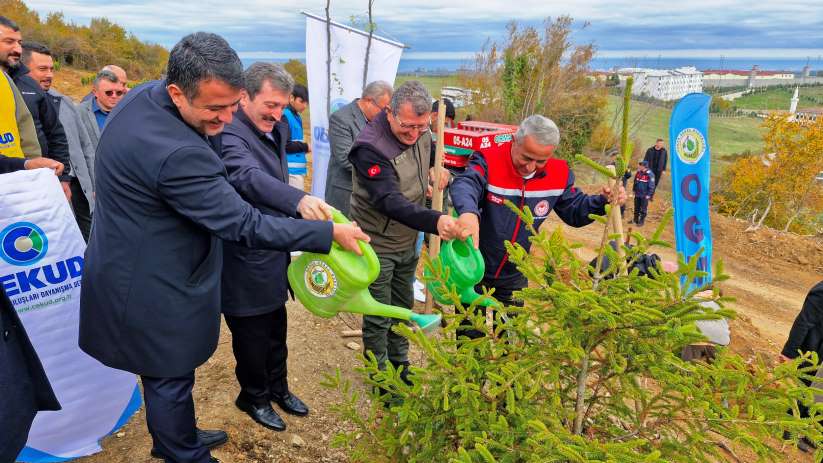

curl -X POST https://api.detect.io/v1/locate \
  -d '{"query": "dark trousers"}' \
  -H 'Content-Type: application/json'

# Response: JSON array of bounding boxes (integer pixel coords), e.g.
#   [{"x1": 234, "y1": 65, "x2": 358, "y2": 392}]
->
[
  {"x1": 141, "y1": 372, "x2": 211, "y2": 463},
  {"x1": 224, "y1": 307, "x2": 288, "y2": 405},
  {"x1": 633, "y1": 196, "x2": 649, "y2": 225},
  {"x1": 457, "y1": 283, "x2": 523, "y2": 340},
  {"x1": 363, "y1": 249, "x2": 417, "y2": 368},
  {"x1": 651, "y1": 170, "x2": 663, "y2": 198},
  {"x1": 0, "y1": 310, "x2": 38, "y2": 463},
  {"x1": 69, "y1": 177, "x2": 91, "y2": 242}
]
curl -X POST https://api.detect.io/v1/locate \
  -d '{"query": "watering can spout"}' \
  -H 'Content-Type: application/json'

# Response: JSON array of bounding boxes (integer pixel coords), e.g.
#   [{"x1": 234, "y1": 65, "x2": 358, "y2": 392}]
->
[{"x1": 287, "y1": 209, "x2": 441, "y2": 331}]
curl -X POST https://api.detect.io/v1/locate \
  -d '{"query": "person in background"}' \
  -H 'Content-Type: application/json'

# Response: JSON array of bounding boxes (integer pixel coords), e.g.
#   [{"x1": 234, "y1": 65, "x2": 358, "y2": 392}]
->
[
  {"x1": 348, "y1": 80, "x2": 464, "y2": 383},
  {"x1": 0, "y1": 15, "x2": 72, "y2": 200},
  {"x1": 643, "y1": 138, "x2": 667, "y2": 198},
  {"x1": 219, "y1": 63, "x2": 335, "y2": 432},
  {"x1": 1, "y1": 69, "x2": 41, "y2": 158},
  {"x1": 77, "y1": 69, "x2": 124, "y2": 149},
  {"x1": 325, "y1": 80, "x2": 393, "y2": 216},
  {"x1": 282, "y1": 83, "x2": 310, "y2": 190},
  {"x1": 780, "y1": 280, "x2": 823, "y2": 453},
  {"x1": 22, "y1": 41, "x2": 96, "y2": 241},
  {"x1": 82, "y1": 64, "x2": 128, "y2": 102},
  {"x1": 631, "y1": 160, "x2": 656, "y2": 226}
]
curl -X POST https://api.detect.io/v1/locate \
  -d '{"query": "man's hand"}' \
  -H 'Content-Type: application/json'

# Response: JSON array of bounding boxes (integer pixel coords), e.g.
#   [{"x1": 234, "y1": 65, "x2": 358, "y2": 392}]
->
[
  {"x1": 457, "y1": 212, "x2": 480, "y2": 248},
  {"x1": 601, "y1": 184, "x2": 627, "y2": 206},
  {"x1": 429, "y1": 167, "x2": 449, "y2": 191},
  {"x1": 332, "y1": 222, "x2": 370, "y2": 255},
  {"x1": 778, "y1": 353, "x2": 793, "y2": 364},
  {"x1": 24, "y1": 157, "x2": 64, "y2": 176},
  {"x1": 437, "y1": 214, "x2": 469, "y2": 241},
  {"x1": 297, "y1": 195, "x2": 333, "y2": 221},
  {"x1": 305, "y1": 140, "x2": 311, "y2": 152},
  {"x1": 61, "y1": 181, "x2": 72, "y2": 202}
]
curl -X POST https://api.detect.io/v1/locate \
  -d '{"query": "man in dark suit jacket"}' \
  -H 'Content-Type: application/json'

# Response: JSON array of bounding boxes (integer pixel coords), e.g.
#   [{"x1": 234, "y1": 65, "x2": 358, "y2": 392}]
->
[
  {"x1": 324, "y1": 80, "x2": 392, "y2": 216},
  {"x1": 0, "y1": 155, "x2": 62, "y2": 462},
  {"x1": 643, "y1": 138, "x2": 668, "y2": 198},
  {"x1": 78, "y1": 32, "x2": 368, "y2": 463},
  {"x1": 219, "y1": 62, "x2": 335, "y2": 432}
]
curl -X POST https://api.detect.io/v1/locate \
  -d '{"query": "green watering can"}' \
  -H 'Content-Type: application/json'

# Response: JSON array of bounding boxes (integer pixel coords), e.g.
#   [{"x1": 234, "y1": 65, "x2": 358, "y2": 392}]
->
[
  {"x1": 424, "y1": 236, "x2": 499, "y2": 308},
  {"x1": 287, "y1": 210, "x2": 441, "y2": 331}
]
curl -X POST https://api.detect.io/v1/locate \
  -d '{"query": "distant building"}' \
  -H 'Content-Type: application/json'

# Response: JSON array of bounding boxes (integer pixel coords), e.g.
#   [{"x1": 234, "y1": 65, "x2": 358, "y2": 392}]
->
[
  {"x1": 618, "y1": 66, "x2": 703, "y2": 101},
  {"x1": 794, "y1": 108, "x2": 823, "y2": 123},
  {"x1": 702, "y1": 69, "x2": 795, "y2": 80},
  {"x1": 440, "y1": 86, "x2": 475, "y2": 108}
]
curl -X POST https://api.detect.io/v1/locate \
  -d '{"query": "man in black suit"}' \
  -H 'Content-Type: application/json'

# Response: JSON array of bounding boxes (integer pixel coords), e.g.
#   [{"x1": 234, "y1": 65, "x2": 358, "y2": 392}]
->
[
  {"x1": 78, "y1": 32, "x2": 368, "y2": 463},
  {"x1": 0, "y1": 155, "x2": 63, "y2": 462},
  {"x1": 219, "y1": 62, "x2": 332, "y2": 432}
]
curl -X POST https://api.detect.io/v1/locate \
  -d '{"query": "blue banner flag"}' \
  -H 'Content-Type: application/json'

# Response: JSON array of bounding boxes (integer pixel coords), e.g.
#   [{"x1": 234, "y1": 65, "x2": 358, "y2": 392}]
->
[{"x1": 669, "y1": 93, "x2": 712, "y2": 289}]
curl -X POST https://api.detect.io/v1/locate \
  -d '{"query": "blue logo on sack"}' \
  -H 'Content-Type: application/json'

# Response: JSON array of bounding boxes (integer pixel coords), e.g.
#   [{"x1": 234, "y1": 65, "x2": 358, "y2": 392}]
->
[{"x1": 0, "y1": 222, "x2": 49, "y2": 266}]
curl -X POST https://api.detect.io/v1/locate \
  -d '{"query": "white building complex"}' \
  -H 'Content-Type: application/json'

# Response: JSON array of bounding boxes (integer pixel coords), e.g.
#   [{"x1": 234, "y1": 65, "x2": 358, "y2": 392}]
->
[{"x1": 619, "y1": 67, "x2": 703, "y2": 101}]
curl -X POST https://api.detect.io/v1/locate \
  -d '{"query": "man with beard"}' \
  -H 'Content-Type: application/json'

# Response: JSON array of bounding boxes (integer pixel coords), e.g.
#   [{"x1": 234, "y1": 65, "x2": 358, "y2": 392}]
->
[
  {"x1": 22, "y1": 41, "x2": 96, "y2": 241},
  {"x1": 0, "y1": 16, "x2": 71, "y2": 200}
]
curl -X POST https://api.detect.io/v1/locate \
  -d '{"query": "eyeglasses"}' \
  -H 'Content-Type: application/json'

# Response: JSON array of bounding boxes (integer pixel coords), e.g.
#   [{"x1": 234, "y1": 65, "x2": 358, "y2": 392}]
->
[
  {"x1": 393, "y1": 113, "x2": 430, "y2": 133},
  {"x1": 104, "y1": 90, "x2": 125, "y2": 97}
]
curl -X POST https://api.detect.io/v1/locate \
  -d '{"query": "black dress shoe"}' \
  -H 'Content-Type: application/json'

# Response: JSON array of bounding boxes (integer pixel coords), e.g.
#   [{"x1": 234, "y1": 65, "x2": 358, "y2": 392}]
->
[
  {"x1": 235, "y1": 397, "x2": 286, "y2": 431},
  {"x1": 271, "y1": 391, "x2": 309, "y2": 417},
  {"x1": 150, "y1": 428, "x2": 228, "y2": 458}
]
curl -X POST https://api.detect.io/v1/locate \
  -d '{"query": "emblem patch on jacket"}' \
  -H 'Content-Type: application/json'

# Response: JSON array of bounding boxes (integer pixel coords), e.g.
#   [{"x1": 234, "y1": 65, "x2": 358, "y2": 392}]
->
[
  {"x1": 368, "y1": 164, "x2": 381, "y2": 177},
  {"x1": 534, "y1": 200, "x2": 550, "y2": 217},
  {"x1": 486, "y1": 192, "x2": 503, "y2": 205}
]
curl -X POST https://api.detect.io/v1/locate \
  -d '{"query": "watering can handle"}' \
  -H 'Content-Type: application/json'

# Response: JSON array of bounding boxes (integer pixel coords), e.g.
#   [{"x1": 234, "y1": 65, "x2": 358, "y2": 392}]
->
[{"x1": 330, "y1": 209, "x2": 380, "y2": 279}]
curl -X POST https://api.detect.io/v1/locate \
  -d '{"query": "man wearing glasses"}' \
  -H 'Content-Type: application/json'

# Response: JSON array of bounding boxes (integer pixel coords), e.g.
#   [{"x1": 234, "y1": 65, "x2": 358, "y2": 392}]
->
[
  {"x1": 78, "y1": 69, "x2": 125, "y2": 152},
  {"x1": 325, "y1": 80, "x2": 393, "y2": 216},
  {"x1": 348, "y1": 80, "x2": 466, "y2": 386}
]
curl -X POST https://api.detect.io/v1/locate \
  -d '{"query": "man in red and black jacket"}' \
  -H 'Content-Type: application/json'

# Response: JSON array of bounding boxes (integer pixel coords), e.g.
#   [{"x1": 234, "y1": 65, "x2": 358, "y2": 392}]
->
[{"x1": 451, "y1": 115, "x2": 625, "y2": 335}]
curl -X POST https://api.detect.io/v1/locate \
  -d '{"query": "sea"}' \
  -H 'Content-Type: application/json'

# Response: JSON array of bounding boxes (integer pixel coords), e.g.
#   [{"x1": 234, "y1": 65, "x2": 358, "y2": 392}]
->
[{"x1": 240, "y1": 57, "x2": 823, "y2": 75}]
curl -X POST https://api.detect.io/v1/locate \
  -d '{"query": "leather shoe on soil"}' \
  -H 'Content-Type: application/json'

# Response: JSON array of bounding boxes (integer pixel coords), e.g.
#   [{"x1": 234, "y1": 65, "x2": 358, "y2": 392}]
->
[
  {"x1": 271, "y1": 391, "x2": 309, "y2": 417},
  {"x1": 235, "y1": 397, "x2": 286, "y2": 431},
  {"x1": 150, "y1": 428, "x2": 228, "y2": 459}
]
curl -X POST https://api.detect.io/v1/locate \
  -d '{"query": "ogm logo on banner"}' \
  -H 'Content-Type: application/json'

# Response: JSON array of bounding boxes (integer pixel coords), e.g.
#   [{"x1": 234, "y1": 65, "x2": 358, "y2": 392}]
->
[
  {"x1": 1, "y1": 221, "x2": 49, "y2": 266},
  {"x1": 305, "y1": 260, "x2": 337, "y2": 298},
  {"x1": 675, "y1": 128, "x2": 706, "y2": 165},
  {"x1": 330, "y1": 98, "x2": 348, "y2": 114}
]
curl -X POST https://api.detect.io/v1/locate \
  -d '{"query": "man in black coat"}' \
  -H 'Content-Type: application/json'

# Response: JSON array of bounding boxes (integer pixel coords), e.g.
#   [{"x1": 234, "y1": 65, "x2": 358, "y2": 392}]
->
[
  {"x1": 643, "y1": 138, "x2": 667, "y2": 197},
  {"x1": 219, "y1": 62, "x2": 334, "y2": 431},
  {"x1": 0, "y1": 155, "x2": 63, "y2": 462},
  {"x1": 781, "y1": 280, "x2": 823, "y2": 452},
  {"x1": 78, "y1": 32, "x2": 368, "y2": 463},
  {"x1": 0, "y1": 16, "x2": 72, "y2": 199}
]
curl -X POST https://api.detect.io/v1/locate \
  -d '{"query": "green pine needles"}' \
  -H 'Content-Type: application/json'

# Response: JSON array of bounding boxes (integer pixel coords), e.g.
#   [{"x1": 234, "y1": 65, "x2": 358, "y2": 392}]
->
[{"x1": 324, "y1": 205, "x2": 823, "y2": 462}]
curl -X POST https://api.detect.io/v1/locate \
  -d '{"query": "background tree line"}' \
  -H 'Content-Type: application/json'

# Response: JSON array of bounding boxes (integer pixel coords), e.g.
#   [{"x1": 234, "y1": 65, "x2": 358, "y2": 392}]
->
[{"x1": 2, "y1": 0, "x2": 168, "y2": 80}]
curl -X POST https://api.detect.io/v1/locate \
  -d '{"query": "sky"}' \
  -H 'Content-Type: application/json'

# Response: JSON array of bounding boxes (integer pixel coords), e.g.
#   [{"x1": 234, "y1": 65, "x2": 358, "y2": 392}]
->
[{"x1": 22, "y1": 0, "x2": 823, "y2": 59}]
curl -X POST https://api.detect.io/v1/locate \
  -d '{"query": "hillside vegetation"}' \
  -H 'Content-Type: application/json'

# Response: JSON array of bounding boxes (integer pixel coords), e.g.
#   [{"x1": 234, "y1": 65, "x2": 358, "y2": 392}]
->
[{"x1": 2, "y1": 0, "x2": 167, "y2": 79}]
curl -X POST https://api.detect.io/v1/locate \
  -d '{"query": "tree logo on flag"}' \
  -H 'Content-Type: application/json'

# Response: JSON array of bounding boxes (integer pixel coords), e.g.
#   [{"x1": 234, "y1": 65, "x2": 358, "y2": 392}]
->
[
  {"x1": 0, "y1": 221, "x2": 49, "y2": 266},
  {"x1": 675, "y1": 128, "x2": 706, "y2": 165}
]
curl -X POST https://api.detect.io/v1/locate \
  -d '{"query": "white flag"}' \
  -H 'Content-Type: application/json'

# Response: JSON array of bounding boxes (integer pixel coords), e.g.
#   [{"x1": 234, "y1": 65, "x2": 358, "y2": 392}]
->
[
  {"x1": 0, "y1": 169, "x2": 140, "y2": 462},
  {"x1": 304, "y1": 11, "x2": 404, "y2": 199}
]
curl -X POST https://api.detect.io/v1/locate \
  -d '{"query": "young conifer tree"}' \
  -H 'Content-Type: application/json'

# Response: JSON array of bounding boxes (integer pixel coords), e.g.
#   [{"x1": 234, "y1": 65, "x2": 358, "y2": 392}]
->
[{"x1": 325, "y1": 80, "x2": 822, "y2": 463}]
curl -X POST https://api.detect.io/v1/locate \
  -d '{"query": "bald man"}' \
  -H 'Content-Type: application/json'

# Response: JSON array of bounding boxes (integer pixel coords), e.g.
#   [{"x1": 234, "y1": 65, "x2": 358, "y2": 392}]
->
[{"x1": 81, "y1": 64, "x2": 128, "y2": 102}]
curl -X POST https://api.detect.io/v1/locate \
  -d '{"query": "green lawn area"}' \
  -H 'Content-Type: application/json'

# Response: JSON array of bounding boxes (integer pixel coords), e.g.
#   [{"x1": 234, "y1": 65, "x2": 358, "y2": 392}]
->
[
  {"x1": 395, "y1": 74, "x2": 461, "y2": 99},
  {"x1": 605, "y1": 95, "x2": 766, "y2": 163},
  {"x1": 732, "y1": 85, "x2": 823, "y2": 110}
]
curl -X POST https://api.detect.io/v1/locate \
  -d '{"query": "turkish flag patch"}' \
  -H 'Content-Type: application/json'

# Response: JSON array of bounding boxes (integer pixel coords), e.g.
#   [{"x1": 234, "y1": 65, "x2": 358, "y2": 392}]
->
[{"x1": 368, "y1": 164, "x2": 381, "y2": 177}]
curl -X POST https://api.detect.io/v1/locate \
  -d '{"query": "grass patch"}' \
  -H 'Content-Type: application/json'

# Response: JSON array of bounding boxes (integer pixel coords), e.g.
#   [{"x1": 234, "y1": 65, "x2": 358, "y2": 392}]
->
[{"x1": 605, "y1": 95, "x2": 766, "y2": 163}]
